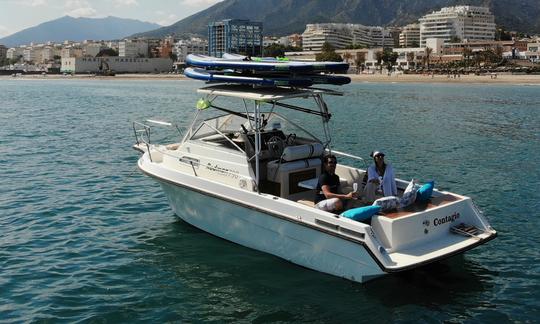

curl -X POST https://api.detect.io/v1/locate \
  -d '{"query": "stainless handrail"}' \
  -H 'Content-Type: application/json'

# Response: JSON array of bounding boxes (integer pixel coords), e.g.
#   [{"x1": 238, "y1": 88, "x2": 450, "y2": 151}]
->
[{"x1": 330, "y1": 149, "x2": 368, "y2": 169}]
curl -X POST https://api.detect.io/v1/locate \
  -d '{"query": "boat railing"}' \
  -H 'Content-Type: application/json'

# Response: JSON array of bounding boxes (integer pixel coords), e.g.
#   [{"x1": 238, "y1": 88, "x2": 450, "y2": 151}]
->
[
  {"x1": 133, "y1": 120, "x2": 184, "y2": 162},
  {"x1": 330, "y1": 149, "x2": 368, "y2": 169}
]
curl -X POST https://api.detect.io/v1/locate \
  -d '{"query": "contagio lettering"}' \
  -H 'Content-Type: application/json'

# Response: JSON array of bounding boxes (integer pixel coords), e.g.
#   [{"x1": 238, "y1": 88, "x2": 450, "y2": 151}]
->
[{"x1": 433, "y1": 212, "x2": 460, "y2": 226}]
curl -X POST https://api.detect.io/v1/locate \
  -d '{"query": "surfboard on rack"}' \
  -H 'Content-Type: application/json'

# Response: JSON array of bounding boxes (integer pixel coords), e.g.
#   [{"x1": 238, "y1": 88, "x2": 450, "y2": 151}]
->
[
  {"x1": 186, "y1": 54, "x2": 349, "y2": 74},
  {"x1": 183, "y1": 67, "x2": 315, "y2": 87}
]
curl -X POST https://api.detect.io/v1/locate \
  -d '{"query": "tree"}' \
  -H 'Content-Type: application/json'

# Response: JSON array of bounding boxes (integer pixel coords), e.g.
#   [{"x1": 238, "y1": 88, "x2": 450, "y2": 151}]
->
[
  {"x1": 450, "y1": 36, "x2": 461, "y2": 43},
  {"x1": 424, "y1": 47, "x2": 433, "y2": 66},
  {"x1": 381, "y1": 49, "x2": 398, "y2": 70},
  {"x1": 315, "y1": 42, "x2": 342, "y2": 62},
  {"x1": 463, "y1": 47, "x2": 473, "y2": 66},
  {"x1": 342, "y1": 51, "x2": 352, "y2": 63},
  {"x1": 263, "y1": 44, "x2": 302, "y2": 57},
  {"x1": 406, "y1": 52, "x2": 415, "y2": 67},
  {"x1": 169, "y1": 53, "x2": 178, "y2": 62},
  {"x1": 375, "y1": 51, "x2": 383, "y2": 66},
  {"x1": 96, "y1": 48, "x2": 118, "y2": 57},
  {"x1": 354, "y1": 53, "x2": 366, "y2": 73}
]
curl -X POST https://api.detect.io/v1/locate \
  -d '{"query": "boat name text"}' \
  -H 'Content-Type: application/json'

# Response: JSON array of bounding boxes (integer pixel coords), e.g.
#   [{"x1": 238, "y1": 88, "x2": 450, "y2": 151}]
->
[{"x1": 433, "y1": 212, "x2": 460, "y2": 226}]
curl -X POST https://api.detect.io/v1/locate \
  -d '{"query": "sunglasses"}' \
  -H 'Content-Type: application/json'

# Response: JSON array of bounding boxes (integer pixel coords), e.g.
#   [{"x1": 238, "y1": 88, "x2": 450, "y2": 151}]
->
[{"x1": 326, "y1": 160, "x2": 337, "y2": 164}]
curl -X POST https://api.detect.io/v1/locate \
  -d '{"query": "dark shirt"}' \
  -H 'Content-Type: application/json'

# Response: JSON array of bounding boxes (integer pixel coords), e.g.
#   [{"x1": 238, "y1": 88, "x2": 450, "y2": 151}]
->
[{"x1": 314, "y1": 172, "x2": 340, "y2": 203}]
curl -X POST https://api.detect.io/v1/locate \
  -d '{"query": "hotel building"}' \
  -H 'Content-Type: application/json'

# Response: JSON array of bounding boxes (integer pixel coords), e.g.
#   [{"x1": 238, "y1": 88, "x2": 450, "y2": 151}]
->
[
  {"x1": 419, "y1": 6, "x2": 496, "y2": 47},
  {"x1": 208, "y1": 19, "x2": 263, "y2": 57},
  {"x1": 302, "y1": 23, "x2": 394, "y2": 51},
  {"x1": 399, "y1": 24, "x2": 420, "y2": 48}
]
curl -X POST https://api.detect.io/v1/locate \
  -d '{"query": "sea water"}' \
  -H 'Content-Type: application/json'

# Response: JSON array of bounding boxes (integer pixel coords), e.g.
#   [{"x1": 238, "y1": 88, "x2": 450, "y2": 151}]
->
[{"x1": 1, "y1": 79, "x2": 539, "y2": 322}]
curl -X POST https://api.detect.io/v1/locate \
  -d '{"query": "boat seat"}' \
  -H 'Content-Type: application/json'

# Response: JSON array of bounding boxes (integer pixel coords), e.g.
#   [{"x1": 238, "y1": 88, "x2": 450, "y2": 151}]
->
[{"x1": 266, "y1": 143, "x2": 324, "y2": 198}]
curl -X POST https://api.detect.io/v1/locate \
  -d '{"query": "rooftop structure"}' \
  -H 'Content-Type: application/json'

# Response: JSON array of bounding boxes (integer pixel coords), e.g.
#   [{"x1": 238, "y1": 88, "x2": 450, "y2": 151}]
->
[
  {"x1": 419, "y1": 6, "x2": 495, "y2": 47},
  {"x1": 208, "y1": 19, "x2": 263, "y2": 58}
]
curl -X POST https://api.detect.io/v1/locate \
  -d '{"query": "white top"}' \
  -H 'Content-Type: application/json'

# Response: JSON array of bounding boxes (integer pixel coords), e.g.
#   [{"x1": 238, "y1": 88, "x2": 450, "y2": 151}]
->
[{"x1": 367, "y1": 163, "x2": 397, "y2": 197}]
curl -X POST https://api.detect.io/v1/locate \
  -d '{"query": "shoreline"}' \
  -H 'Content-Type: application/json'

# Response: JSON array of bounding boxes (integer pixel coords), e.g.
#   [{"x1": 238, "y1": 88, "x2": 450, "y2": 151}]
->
[{"x1": 2, "y1": 72, "x2": 540, "y2": 85}]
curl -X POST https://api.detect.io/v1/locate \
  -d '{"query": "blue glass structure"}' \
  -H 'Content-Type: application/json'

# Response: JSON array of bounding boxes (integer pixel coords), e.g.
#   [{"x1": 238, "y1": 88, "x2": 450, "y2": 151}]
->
[{"x1": 208, "y1": 19, "x2": 263, "y2": 58}]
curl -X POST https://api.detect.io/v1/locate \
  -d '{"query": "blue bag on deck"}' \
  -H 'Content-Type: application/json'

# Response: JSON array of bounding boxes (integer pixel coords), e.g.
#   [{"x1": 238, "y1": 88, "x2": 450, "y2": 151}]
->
[
  {"x1": 341, "y1": 205, "x2": 381, "y2": 222},
  {"x1": 416, "y1": 181, "x2": 435, "y2": 203}
]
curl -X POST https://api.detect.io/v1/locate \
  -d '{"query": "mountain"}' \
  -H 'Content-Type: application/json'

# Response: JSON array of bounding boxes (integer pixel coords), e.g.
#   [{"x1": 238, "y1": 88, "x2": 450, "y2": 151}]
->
[
  {"x1": 133, "y1": 0, "x2": 540, "y2": 38},
  {"x1": 0, "y1": 16, "x2": 161, "y2": 47}
]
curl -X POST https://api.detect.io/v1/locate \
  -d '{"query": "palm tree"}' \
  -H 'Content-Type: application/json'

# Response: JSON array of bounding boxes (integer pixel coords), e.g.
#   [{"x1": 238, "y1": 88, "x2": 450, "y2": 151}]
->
[
  {"x1": 375, "y1": 51, "x2": 383, "y2": 69},
  {"x1": 354, "y1": 53, "x2": 366, "y2": 73},
  {"x1": 463, "y1": 47, "x2": 473, "y2": 67},
  {"x1": 342, "y1": 51, "x2": 352, "y2": 63},
  {"x1": 424, "y1": 47, "x2": 433, "y2": 67},
  {"x1": 406, "y1": 52, "x2": 415, "y2": 68}
]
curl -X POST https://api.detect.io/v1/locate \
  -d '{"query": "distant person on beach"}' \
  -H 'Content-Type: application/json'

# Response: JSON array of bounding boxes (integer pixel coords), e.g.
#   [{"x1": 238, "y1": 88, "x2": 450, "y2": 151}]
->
[
  {"x1": 363, "y1": 151, "x2": 397, "y2": 203},
  {"x1": 314, "y1": 155, "x2": 357, "y2": 212}
]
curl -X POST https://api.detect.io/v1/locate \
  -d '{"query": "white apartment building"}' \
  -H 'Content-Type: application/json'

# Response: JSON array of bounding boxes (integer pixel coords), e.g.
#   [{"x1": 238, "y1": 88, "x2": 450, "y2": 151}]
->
[
  {"x1": 23, "y1": 47, "x2": 41, "y2": 63},
  {"x1": 41, "y1": 46, "x2": 62, "y2": 62},
  {"x1": 419, "y1": 6, "x2": 495, "y2": 47},
  {"x1": 399, "y1": 24, "x2": 420, "y2": 48},
  {"x1": 174, "y1": 38, "x2": 208, "y2": 62},
  {"x1": 302, "y1": 23, "x2": 394, "y2": 51},
  {"x1": 6, "y1": 47, "x2": 24, "y2": 60},
  {"x1": 302, "y1": 24, "x2": 353, "y2": 51},
  {"x1": 118, "y1": 39, "x2": 149, "y2": 57}
]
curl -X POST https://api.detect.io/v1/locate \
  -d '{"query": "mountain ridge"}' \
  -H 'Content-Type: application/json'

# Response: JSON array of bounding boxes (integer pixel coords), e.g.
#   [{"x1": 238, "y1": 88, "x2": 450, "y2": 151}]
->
[
  {"x1": 0, "y1": 16, "x2": 161, "y2": 47},
  {"x1": 133, "y1": 0, "x2": 540, "y2": 38}
]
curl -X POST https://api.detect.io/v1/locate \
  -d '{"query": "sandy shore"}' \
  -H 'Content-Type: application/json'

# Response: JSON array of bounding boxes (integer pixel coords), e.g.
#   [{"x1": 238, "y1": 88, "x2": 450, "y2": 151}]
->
[{"x1": 3, "y1": 72, "x2": 540, "y2": 84}]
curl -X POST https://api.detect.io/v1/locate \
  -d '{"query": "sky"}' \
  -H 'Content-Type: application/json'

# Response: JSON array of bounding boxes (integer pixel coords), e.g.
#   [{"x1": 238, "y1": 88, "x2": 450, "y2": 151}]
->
[{"x1": 0, "y1": 0, "x2": 224, "y2": 38}]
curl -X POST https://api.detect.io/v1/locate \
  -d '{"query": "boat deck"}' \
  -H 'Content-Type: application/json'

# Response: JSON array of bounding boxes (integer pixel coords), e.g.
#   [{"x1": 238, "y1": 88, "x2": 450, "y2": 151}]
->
[{"x1": 380, "y1": 194, "x2": 462, "y2": 219}]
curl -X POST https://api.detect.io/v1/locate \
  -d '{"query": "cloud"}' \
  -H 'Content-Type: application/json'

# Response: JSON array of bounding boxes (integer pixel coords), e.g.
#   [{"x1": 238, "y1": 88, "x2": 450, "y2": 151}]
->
[
  {"x1": 64, "y1": 0, "x2": 97, "y2": 17},
  {"x1": 15, "y1": 0, "x2": 47, "y2": 6},
  {"x1": 112, "y1": 0, "x2": 139, "y2": 7},
  {"x1": 156, "y1": 14, "x2": 178, "y2": 27},
  {"x1": 0, "y1": 25, "x2": 13, "y2": 38},
  {"x1": 178, "y1": 0, "x2": 223, "y2": 8}
]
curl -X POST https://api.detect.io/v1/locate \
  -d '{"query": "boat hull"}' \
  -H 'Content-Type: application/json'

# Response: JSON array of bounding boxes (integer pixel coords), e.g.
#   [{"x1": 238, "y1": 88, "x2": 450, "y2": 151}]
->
[{"x1": 156, "y1": 179, "x2": 386, "y2": 283}]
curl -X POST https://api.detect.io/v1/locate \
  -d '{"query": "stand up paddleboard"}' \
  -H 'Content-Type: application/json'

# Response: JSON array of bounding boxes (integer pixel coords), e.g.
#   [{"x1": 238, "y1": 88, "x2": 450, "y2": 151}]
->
[
  {"x1": 186, "y1": 54, "x2": 349, "y2": 74},
  {"x1": 184, "y1": 67, "x2": 315, "y2": 87}
]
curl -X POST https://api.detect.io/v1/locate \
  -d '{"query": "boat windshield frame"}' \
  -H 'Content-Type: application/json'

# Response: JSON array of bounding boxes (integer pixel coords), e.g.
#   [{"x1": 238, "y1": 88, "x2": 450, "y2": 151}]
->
[{"x1": 188, "y1": 84, "x2": 340, "y2": 192}]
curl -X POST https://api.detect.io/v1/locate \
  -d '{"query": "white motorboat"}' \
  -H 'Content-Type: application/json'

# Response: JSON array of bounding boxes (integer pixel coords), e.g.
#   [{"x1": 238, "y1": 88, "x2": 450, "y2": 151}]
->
[{"x1": 133, "y1": 84, "x2": 497, "y2": 283}]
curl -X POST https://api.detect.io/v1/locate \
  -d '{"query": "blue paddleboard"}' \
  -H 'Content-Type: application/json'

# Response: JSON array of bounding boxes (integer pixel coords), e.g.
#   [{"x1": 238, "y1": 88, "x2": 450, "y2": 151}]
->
[
  {"x1": 184, "y1": 67, "x2": 314, "y2": 87},
  {"x1": 186, "y1": 54, "x2": 349, "y2": 73}
]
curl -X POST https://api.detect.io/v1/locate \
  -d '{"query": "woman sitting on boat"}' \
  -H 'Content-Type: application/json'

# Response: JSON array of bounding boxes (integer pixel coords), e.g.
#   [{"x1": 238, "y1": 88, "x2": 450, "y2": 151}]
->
[
  {"x1": 314, "y1": 155, "x2": 357, "y2": 212},
  {"x1": 363, "y1": 151, "x2": 397, "y2": 203}
]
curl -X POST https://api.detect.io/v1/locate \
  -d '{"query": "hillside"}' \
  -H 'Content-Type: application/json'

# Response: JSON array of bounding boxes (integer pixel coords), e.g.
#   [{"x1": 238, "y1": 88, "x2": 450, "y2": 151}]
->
[
  {"x1": 133, "y1": 0, "x2": 540, "y2": 38},
  {"x1": 0, "y1": 16, "x2": 161, "y2": 47}
]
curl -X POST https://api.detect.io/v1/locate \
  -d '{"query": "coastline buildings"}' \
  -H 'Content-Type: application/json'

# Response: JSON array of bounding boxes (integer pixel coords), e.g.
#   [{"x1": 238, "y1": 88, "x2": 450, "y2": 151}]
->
[
  {"x1": 419, "y1": 6, "x2": 496, "y2": 47},
  {"x1": 61, "y1": 57, "x2": 172, "y2": 74},
  {"x1": 302, "y1": 23, "x2": 394, "y2": 51},
  {"x1": 208, "y1": 19, "x2": 263, "y2": 57}
]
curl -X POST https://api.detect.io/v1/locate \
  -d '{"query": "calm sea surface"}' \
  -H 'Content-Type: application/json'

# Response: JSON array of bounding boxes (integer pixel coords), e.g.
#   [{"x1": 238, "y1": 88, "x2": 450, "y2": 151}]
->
[{"x1": 1, "y1": 79, "x2": 539, "y2": 323}]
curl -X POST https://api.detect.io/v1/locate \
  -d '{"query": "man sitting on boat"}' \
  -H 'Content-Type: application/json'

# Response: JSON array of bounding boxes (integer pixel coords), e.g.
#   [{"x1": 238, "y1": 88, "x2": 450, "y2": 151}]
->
[
  {"x1": 363, "y1": 151, "x2": 397, "y2": 203},
  {"x1": 314, "y1": 155, "x2": 357, "y2": 212}
]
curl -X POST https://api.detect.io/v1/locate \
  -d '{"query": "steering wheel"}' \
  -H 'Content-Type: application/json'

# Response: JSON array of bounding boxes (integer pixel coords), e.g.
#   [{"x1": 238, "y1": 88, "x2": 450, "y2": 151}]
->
[
  {"x1": 286, "y1": 133, "x2": 297, "y2": 146},
  {"x1": 266, "y1": 135, "x2": 285, "y2": 156}
]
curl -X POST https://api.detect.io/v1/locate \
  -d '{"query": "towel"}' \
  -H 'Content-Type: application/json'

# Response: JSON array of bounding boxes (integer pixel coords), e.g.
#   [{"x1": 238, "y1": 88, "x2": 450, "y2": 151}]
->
[{"x1": 367, "y1": 163, "x2": 397, "y2": 197}]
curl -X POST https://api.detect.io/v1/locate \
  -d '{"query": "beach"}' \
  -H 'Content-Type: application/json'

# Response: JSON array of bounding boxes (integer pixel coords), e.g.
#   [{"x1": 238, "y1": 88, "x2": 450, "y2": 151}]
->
[{"x1": 3, "y1": 72, "x2": 540, "y2": 84}]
